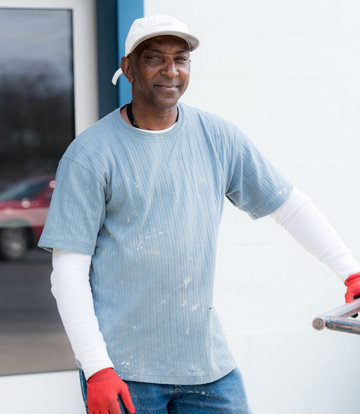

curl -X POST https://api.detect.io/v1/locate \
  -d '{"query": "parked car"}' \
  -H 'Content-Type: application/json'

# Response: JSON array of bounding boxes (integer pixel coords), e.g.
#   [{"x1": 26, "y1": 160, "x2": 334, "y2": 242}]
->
[{"x1": 0, "y1": 176, "x2": 55, "y2": 260}]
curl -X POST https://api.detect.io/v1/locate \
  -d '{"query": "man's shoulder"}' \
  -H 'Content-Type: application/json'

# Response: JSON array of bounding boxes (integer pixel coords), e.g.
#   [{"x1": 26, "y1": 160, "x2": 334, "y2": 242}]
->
[
  {"x1": 180, "y1": 103, "x2": 238, "y2": 132},
  {"x1": 73, "y1": 109, "x2": 120, "y2": 145},
  {"x1": 62, "y1": 108, "x2": 121, "y2": 161},
  {"x1": 180, "y1": 103, "x2": 244, "y2": 149}
]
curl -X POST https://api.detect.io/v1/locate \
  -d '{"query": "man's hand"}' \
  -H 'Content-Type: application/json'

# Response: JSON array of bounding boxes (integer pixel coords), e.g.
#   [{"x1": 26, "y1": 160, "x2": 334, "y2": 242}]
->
[
  {"x1": 345, "y1": 272, "x2": 360, "y2": 303},
  {"x1": 87, "y1": 368, "x2": 136, "y2": 414}
]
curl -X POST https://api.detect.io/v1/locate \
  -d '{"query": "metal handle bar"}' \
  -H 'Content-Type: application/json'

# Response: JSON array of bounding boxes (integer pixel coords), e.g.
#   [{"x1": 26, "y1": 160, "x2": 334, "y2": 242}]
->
[{"x1": 312, "y1": 298, "x2": 360, "y2": 335}]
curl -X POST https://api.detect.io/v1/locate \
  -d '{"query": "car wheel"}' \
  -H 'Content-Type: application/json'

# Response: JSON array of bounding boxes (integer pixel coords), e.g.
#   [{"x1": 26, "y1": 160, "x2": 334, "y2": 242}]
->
[{"x1": 0, "y1": 227, "x2": 29, "y2": 260}]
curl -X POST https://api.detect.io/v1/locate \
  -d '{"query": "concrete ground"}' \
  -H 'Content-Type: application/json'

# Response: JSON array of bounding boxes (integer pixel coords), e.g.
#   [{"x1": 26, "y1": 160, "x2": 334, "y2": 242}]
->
[{"x1": 0, "y1": 248, "x2": 75, "y2": 376}]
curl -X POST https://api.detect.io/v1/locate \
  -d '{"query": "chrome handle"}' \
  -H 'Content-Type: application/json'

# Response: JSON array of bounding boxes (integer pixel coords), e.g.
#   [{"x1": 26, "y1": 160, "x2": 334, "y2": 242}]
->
[{"x1": 312, "y1": 298, "x2": 360, "y2": 335}]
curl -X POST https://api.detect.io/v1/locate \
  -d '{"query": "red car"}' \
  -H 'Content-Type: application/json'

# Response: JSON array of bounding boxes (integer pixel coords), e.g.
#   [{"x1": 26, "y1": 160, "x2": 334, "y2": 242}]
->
[{"x1": 0, "y1": 176, "x2": 55, "y2": 260}]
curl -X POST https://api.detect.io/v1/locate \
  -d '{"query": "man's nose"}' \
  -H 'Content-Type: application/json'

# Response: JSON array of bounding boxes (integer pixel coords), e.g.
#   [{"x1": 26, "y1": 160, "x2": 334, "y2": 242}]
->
[{"x1": 161, "y1": 59, "x2": 178, "y2": 77}]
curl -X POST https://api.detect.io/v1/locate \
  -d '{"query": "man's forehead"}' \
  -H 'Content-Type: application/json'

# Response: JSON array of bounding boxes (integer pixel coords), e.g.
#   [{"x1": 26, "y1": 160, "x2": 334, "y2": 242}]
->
[{"x1": 135, "y1": 35, "x2": 190, "y2": 54}]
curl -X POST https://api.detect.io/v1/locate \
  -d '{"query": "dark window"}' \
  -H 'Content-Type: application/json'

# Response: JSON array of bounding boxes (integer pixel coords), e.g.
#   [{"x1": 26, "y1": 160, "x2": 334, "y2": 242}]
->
[{"x1": 0, "y1": 8, "x2": 76, "y2": 376}]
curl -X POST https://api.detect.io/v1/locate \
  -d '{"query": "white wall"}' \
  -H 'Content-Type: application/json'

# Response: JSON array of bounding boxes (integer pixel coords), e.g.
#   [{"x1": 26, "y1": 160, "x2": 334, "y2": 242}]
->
[
  {"x1": 143, "y1": 1, "x2": 360, "y2": 413},
  {"x1": 0, "y1": 371, "x2": 86, "y2": 414}
]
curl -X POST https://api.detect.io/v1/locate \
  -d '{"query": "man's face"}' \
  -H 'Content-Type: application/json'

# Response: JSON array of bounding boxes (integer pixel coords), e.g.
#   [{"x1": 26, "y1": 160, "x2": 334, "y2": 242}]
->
[{"x1": 125, "y1": 35, "x2": 191, "y2": 110}]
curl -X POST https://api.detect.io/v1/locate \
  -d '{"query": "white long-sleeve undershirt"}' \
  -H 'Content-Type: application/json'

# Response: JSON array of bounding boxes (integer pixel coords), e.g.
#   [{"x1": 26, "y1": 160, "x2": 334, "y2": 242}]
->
[
  {"x1": 51, "y1": 250, "x2": 113, "y2": 379},
  {"x1": 51, "y1": 188, "x2": 360, "y2": 379},
  {"x1": 270, "y1": 188, "x2": 360, "y2": 280}
]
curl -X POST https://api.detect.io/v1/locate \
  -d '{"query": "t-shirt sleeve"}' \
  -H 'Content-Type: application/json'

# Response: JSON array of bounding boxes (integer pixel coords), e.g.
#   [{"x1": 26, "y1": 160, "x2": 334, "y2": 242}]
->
[
  {"x1": 38, "y1": 156, "x2": 106, "y2": 255},
  {"x1": 225, "y1": 129, "x2": 293, "y2": 219}
]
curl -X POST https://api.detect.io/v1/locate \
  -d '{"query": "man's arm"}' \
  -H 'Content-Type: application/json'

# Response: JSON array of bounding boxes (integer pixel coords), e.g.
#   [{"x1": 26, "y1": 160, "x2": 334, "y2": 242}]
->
[
  {"x1": 51, "y1": 249, "x2": 113, "y2": 378},
  {"x1": 51, "y1": 249, "x2": 135, "y2": 414},
  {"x1": 270, "y1": 188, "x2": 360, "y2": 300}
]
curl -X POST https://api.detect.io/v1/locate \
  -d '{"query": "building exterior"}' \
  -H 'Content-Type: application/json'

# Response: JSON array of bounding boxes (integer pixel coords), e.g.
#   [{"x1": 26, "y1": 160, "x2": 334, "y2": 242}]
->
[{"x1": 0, "y1": 1, "x2": 360, "y2": 413}]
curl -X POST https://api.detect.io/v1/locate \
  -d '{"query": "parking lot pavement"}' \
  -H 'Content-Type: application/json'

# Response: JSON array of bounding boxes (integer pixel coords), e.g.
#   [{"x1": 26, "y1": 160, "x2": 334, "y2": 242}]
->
[{"x1": 0, "y1": 248, "x2": 75, "y2": 376}]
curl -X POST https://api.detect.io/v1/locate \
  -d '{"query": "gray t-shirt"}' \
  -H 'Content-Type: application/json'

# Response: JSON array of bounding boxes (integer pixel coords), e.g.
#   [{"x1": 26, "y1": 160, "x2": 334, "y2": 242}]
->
[{"x1": 39, "y1": 103, "x2": 292, "y2": 384}]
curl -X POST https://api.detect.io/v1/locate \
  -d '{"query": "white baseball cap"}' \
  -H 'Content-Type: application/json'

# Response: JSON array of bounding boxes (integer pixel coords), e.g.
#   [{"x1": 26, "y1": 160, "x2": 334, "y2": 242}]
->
[{"x1": 112, "y1": 14, "x2": 200, "y2": 85}]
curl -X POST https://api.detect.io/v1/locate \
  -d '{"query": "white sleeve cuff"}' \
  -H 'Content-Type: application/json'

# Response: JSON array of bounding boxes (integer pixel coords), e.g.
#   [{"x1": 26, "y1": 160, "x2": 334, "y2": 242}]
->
[{"x1": 76, "y1": 347, "x2": 114, "y2": 380}]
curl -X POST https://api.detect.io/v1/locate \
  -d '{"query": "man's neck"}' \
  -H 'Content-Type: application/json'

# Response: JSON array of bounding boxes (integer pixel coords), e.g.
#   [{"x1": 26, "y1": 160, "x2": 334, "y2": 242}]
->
[{"x1": 121, "y1": 101, "x2": 178, "y2": 131}]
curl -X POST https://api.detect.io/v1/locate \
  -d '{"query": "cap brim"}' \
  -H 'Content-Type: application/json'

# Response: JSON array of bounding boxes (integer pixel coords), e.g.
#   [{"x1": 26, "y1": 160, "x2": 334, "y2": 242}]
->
[{"x1": 128, "y1": 30, "x2": 200, "y2": 55}]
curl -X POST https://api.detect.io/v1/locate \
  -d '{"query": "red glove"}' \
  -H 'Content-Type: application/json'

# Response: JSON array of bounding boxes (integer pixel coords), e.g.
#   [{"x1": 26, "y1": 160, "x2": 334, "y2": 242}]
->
[
  {"x1": 345, "y1": 272, "x2": 360, "y2": 303},
  {"x1": 87, "y1": 368, "x2": 136, "y2": 414}
]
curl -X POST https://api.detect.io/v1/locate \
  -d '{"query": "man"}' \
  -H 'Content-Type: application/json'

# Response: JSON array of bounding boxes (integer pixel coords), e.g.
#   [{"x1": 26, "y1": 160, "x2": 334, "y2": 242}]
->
[{"x1": 39, "y1": 14, "x2": 360, "y2": 414}]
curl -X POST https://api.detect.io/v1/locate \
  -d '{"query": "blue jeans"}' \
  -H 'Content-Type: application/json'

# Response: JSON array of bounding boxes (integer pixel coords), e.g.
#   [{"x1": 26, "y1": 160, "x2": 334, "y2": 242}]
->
[{"x1": 79, "y1": 368, "x2": 251, "y2": 413}]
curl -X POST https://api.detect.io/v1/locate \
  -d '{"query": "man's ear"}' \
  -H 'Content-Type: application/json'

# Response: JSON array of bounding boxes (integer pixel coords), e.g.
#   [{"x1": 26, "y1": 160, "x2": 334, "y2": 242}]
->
[{"x1": 121, "y1": 56, "x2": 134, "y2": 84}]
